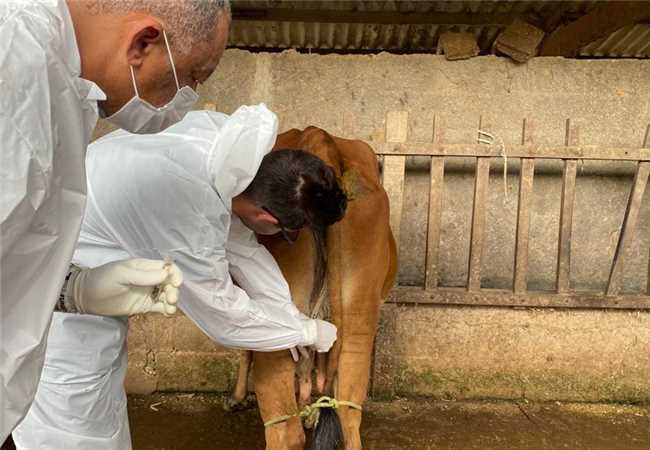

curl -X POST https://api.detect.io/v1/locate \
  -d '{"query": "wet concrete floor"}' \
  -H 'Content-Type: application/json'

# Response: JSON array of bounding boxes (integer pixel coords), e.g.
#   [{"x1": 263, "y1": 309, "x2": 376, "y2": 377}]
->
[{"x1": 124, "y1": 394, "x2": 650, "y2": 450}]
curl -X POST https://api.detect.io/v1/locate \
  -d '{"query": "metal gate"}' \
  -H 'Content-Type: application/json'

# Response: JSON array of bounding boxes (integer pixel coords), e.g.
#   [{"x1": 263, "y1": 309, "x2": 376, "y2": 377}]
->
[{"x1": 378, "y1": 111, "x2": 650, "y2": 309}]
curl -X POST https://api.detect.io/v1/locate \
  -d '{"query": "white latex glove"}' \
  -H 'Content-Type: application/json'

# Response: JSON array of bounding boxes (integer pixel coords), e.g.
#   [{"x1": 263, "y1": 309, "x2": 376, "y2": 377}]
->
[
  {"x1": 299, "y1": 316, "x2": 338, "y2": 353},
  {"x1": 289, "y1": 346, "x2": 311, "y2": 362},
  {"x1": 70, "y1": 258, "x2": 183, "y2": 317}
]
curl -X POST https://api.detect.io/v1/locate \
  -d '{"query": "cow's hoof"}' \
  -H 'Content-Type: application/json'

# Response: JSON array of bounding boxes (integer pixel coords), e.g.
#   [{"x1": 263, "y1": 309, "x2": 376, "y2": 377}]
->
[{"x1": 223, "y1": 394, "x2": 257, "y2": 412}]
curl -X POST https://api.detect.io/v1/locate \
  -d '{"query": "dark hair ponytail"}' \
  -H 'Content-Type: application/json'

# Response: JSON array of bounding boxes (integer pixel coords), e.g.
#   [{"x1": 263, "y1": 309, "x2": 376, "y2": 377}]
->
[{"x1": 301, "y1": 164, "x2": 348, "y2": 230}]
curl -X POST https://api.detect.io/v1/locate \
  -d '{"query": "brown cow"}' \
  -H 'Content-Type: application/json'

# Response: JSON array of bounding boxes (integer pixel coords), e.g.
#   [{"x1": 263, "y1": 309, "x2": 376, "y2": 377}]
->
[{"x1": 226, "y1": 127, "x2": 397, "y2": 450}]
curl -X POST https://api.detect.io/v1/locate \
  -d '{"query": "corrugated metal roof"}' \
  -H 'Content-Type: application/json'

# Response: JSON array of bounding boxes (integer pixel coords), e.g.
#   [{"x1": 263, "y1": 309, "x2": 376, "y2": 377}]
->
[
  {"x1": 229, "y1": 21, "x2": 502, "y2": 52},
  {"x1": 580, "y1": 23, "x2": 650, "y2": 58},
  {"x1": 229, "y1": 1, "x2": 650, "y2": 58},
  {"x1": 231, "y1": 1, "x2": 597, "y2": 14}
]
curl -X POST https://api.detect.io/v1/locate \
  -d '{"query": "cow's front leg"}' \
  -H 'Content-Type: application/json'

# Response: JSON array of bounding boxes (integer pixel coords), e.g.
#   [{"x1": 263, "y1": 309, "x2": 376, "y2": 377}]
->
[
  {"x1": 253, "y1": 351, "x2": 305, "y2": 450},
  {"x1": 335, "y1": 303, "x2": 381, "y2": 450}
]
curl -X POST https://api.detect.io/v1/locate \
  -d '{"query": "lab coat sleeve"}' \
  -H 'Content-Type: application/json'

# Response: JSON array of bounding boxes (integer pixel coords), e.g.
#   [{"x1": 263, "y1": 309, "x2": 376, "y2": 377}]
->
[
  {"x1": 225, "y1": 218, "x2": 304, "y2": 317},
  {"x1": 179, "y1": 255, "x2": 307, "y2": 352}
]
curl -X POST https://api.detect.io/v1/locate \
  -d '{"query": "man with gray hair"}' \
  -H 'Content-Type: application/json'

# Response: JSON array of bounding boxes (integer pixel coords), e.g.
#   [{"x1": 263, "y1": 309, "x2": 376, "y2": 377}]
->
[{"x1": 0, "y1": 0, "x2": 230, "y2": 445}]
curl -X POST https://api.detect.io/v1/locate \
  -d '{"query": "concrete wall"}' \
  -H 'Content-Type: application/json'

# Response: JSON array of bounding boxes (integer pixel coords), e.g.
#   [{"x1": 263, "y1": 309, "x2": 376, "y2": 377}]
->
[{"x1": 121, "y1": 50, "x2": 650, "y2": 401}]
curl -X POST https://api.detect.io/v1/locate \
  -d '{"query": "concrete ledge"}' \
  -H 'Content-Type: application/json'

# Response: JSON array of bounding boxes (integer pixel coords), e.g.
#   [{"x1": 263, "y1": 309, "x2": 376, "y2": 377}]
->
[
  {"x1": 373, "y1": 304, "x2": 650, "y2": 402},
  {"x1": 125, "y1": 301, "x2": 650, "y2": 402},
  {"x1": 126, "y1": 349, "x2": 239, "y2": 394},
  {"x1": 372, "y1": 364, "x2": 650, "y2": 403},
  {"x1": 126, "y1": 315, "x2": 239, "y2": 394}
]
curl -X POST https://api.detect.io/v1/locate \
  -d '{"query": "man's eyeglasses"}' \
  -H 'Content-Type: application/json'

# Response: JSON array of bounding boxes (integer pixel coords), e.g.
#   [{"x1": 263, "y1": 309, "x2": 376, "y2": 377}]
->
[{"x1": 262, "y1": 207, "x2": 301, "y2": 244}]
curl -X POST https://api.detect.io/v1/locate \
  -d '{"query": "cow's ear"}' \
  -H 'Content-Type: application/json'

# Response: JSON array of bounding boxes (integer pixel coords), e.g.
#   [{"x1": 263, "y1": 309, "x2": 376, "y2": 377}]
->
[{"x1": 338, "y1": 169, "x2": 369, "y2": 201}]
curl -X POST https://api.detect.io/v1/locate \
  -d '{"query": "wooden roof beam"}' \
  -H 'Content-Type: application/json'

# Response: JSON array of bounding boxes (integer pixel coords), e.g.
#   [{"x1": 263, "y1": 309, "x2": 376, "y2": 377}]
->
[{"x1": 540, "y1": 1, "x2": 650, "y2": 57}]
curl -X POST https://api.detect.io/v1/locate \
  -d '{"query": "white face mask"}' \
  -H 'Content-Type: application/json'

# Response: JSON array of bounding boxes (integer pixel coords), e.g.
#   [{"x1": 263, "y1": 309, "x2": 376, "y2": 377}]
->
[{"x1": 104, "y1": 30, "x2": 199, "y2": 134}]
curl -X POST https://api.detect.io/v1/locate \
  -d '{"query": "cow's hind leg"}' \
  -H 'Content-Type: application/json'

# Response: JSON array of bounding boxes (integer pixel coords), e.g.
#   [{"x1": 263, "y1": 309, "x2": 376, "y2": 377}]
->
[
  {"x1": 224, "y1": 351, "x2": 256, "y2": 411},
  {"x1": 254, "y1": 351, "x2": 305, "y2": 450},
  {"x1": 335, "y1": 300, "x2": 381, "y2": 450}
]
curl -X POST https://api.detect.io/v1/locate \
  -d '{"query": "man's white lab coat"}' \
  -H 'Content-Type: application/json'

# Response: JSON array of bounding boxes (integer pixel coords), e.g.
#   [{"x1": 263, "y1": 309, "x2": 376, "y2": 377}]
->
[{"x1": 0, "y1": 1, "x2": 105, "y2": 439}]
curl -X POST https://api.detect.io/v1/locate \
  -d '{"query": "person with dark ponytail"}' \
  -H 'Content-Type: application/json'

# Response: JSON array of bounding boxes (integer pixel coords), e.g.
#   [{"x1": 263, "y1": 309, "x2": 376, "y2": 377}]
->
[{"x1": 14, "y1": 105, "x2": 345, "y2": 448}]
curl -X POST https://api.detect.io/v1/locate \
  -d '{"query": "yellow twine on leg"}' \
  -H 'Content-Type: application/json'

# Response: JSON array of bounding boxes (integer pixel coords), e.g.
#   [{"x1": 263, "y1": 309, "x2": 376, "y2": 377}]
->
[{"x1": 264, "y1": 396, "x2": 363, "y2": 428}]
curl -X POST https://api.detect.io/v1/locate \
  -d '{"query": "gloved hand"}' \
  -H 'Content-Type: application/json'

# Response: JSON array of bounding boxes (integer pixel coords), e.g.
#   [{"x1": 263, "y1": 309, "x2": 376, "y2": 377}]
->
[
  {"x1": 69, "y1": 258, "x2": 183, "y2": 317},
  {"x1": 299, "y1": 316, "x2": 338, "y2": 353}
]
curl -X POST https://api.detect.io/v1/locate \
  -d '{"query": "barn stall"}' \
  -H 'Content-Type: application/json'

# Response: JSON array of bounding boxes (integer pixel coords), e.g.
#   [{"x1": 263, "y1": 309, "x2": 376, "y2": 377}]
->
[{"x1": 121, "y1": 2, "x2": 650, "y2": 449}]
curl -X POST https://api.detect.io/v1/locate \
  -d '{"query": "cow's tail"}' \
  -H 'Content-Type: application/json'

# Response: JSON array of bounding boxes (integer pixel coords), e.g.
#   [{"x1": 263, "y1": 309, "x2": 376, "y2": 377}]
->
[
  {"x1": 308, "y1": 225, "x2": 328, "y2": 307},
  {"x1": 309, "y1": 407, "x2": 344, "y2": 450},
  {"x1": 308, "y1": 152, "x2": 347, "y2": 450},
  {"x1": 307, "y1": 226, "x2": 345, "y2": 450}
]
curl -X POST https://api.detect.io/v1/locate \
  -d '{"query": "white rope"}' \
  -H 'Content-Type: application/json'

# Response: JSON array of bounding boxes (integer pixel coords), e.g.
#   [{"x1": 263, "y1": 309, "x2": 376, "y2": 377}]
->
[{"x1": 478, "y1": 129, "x2": 508, "y2": 204}]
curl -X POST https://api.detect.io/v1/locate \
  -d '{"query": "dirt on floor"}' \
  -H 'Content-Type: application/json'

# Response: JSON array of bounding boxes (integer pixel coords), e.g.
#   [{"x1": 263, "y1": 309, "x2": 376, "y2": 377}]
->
[{"x1": 123, "y1": 394, "x2": 650, "y2": 450}]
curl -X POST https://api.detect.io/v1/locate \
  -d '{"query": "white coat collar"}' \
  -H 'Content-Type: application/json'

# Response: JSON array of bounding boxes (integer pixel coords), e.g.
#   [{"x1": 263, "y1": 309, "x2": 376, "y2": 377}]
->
[{"x1": 53, "y1": 0, "x2": 107, "y2": 103}]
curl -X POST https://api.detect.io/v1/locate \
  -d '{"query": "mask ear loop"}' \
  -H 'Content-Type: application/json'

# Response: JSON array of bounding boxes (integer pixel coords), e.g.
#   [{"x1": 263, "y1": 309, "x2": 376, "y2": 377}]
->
[
  {"x1": 129, "y1": 66, "x2": 141, "y2": 98},
  {"x1": 162, "y1": 30, "x2": 181, "y2": 91}
]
